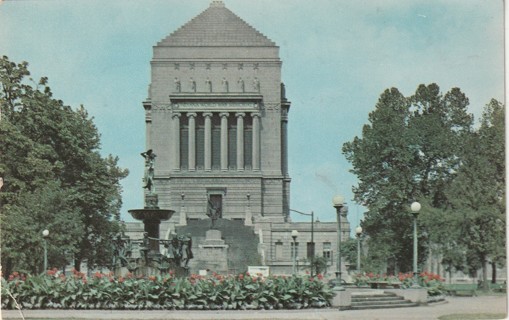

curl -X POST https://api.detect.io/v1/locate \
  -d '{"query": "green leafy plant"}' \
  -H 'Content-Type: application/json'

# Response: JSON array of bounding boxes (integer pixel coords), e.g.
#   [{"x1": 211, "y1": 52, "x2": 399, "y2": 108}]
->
[
  {"x1": 1, "y1": 269, "x2": 333, "y2": 310},
  {"x1": 352, "y1": 271, "x2": 445, "y2": 296}
]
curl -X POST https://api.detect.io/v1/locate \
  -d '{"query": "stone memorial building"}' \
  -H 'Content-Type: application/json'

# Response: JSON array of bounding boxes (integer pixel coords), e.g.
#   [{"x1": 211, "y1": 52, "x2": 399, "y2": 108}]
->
[{"x1": 127, "y1": 1, "x2": 350, "y2": 276}]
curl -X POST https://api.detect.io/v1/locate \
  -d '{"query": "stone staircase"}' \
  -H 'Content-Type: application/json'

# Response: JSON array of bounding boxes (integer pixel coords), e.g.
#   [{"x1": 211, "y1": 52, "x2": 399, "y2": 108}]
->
[
  {"x1": 350, "y1": 292, "x2": 418, "y2": 310},
  {"x1": 176, "y1": 219, "x2": 261, "y2": 274}
]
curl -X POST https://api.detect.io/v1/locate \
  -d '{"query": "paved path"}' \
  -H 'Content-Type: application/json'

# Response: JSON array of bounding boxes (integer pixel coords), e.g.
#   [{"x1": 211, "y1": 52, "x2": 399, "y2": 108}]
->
[{"x1": 2, "y1": 296, "x2": 507, "y2": 320}]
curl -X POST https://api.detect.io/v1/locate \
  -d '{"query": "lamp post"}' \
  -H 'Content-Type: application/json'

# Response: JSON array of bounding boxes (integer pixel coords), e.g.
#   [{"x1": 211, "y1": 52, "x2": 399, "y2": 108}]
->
[
  {"x1": 291, "y1": 230, "x2": 298, "y2": 275},
  {"x1": 411, "y1": 201, "x2": 421, "y2": 287},
  {"x1": 289, "y1": 209, "x2": 314, "y2": 276},
  {"x1": 42, "y1": 229, "x2": 50, "y2": 272},
  {"x1": 332, "y1": 195, "x2": 346, "y2": 291},
  {"x1": 355, "y1": 226, "x2": 363, "y2": 273}
]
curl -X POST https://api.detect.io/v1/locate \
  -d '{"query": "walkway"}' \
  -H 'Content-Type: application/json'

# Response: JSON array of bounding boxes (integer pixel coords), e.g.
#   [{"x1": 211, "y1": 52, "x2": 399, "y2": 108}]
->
[{"x1": 2, "y1": 296, "x2": 507, "y2": 320}]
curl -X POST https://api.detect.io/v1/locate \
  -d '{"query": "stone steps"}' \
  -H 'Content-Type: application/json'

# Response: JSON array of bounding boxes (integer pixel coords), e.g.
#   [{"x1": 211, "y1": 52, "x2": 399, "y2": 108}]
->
[
  {"x1": 176, "y1": 219, "x2": 260, "y2": 274},
  {"x1": 350, "y1": 292, "x2": 418, "y2": 310}
]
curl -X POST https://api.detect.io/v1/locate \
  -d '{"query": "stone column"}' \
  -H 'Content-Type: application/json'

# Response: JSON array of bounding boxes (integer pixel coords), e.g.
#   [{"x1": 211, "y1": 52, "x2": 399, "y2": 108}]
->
[
  {"x1": 281, "y1": 107, "x2": 289, "y2": 176},
  {"x1": 143, "y1": 103, "x2": 152, "y2": 150},
  {"x1": 236, "y1": 112, "x2": 245, "y2": 171},
  {"x1": 179, "y1": 193, "x2": 187, "y2": 226},
  {"x1": 187, "y1": 112, "x2": 197, "y2": 171},
  {"x1": 203, "y1": 112, "x2": 213, "y2": 172},
  {"x1": 244, "y1": 193, "x2": 253, "y2": 226},
  {"x1": 252, "y1": 113, "x2": 261, "y2": 171},
  {"x1": 172, "y1": 113, "x2": 181, "y2": 171},
  {"x1": 220, "y1": 112, "x2": 229, "y2": 171}
]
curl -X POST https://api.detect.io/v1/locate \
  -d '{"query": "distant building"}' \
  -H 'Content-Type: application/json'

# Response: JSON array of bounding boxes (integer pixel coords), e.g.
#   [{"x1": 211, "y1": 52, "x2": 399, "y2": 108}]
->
[{"x1": 126, "y1": 1, "x2": 350, "y2": 276}]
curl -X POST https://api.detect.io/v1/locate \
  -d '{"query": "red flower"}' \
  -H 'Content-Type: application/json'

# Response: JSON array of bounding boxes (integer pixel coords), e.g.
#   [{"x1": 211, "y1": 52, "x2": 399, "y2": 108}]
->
[
  {"x1": 148, "y1": 275, "x2": 157, "y2": 281},
  {"x1": 317, "y1": 274, "x2": 324, "y2": 280}
]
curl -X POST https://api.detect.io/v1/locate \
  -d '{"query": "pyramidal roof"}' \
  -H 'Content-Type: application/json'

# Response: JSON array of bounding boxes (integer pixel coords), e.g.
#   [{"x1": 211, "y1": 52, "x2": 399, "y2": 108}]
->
[{"x1": 158, "y1": 1, "x2": 276, "y2": 47}]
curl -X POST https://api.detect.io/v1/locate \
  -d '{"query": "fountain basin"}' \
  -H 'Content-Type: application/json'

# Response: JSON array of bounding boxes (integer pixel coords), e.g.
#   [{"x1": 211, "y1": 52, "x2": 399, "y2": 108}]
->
[
  {"x1": 129, "y1": 209, "x2": 174, "y2": 222},
  {"x1": 129, "y1": 208, "x2": 175, "y2": 253}
]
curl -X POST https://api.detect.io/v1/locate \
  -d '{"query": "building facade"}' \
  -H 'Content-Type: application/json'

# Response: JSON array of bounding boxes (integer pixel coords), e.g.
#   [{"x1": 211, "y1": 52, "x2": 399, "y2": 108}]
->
[{"x1": 128, "y1": 1, "x2": 350, "y2": 276}]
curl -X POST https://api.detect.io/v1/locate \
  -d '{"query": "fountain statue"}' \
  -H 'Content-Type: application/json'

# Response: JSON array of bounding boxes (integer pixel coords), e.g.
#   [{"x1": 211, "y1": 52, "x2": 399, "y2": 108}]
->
[{"x1": 120, "y1": 149, "x2": 191, "y2": 277}]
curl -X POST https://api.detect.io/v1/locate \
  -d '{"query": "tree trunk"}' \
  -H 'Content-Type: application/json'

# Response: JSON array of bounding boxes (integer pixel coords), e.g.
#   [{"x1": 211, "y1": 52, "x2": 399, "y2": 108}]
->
[
  {"x1": 491, "y1": 261, "x2": 497, "y2": 284},
  {"x1": 3, "y1": 258, "x2": 13, "y2": 279},
  {"x1": 481, "y1": 257, "x2": 489, "y2": 290},
  {"x1": 74, "y1": 258, "x2": 81, "y2": 272}
]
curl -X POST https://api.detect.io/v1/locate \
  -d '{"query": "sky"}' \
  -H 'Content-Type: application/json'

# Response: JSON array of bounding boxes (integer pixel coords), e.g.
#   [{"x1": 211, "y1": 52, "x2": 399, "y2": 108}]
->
[{"x1": 0, "y1": 0, "x2": 504, "y2": 235}]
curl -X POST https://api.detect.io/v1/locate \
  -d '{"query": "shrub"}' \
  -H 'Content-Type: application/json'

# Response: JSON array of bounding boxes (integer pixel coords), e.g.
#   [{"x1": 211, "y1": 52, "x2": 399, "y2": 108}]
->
[
  {"x1": 1, "y1": 269, "x2": 333, "y2": 310},
  {"x1": 352, "y1": 271, "x2": 446, "y2": 296}
]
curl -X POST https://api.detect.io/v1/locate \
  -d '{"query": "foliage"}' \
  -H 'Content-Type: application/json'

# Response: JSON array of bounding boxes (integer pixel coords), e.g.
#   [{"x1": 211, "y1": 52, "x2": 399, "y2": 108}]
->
[
  {"x1": 342, "y1": 83, "x2": 505, "y2": 278},
  {"x1": 443, "y1": 99, "x2": 505, "y2": 287},
  {"x1": 340, "y1": 238, "x2": 358, "y2": 271},
  {"x1": 306, "y1": 256, "x2": 330, "y2": 276},
  {"x1": 0, "y1": 56, "x2": 128, "y2": 275},
  {"x1": 352, "y1": 271, "x2": 445, "y2": 296},
  {"x1": 1, "y1": 270, "x2": 333, "y2": 310}
]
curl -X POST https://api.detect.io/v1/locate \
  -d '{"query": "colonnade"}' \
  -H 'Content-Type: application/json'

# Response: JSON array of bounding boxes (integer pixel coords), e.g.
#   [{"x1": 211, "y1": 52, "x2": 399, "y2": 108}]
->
[{"x1": 171, "y1": 112, "x2": 260, "y2": 172}]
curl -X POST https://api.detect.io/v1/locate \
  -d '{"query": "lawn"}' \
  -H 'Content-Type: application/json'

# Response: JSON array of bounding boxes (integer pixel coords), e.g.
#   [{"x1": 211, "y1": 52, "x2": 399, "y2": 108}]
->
[{"x1": 438, "y1": 313, "x2": 507, "y2": 320}]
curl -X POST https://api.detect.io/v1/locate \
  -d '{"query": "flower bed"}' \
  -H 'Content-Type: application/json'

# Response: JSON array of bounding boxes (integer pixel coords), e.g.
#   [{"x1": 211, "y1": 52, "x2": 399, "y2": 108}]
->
[
  {"x1": 352, "y1": 271, "x2": 446, "y2": 296},
  {"x1": 1, "y1": 269, "x2": 333, "y2": 310}
]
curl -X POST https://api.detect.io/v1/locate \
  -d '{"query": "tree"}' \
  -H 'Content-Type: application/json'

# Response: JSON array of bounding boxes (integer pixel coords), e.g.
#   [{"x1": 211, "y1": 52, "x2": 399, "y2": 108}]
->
[
  {"x1": 0, "y1": 56, "x2": 128, "y2": 275},
  {"x1": 306, "y1": 256, "x2": 329, "y2": 276},
  {"x1": 340, "y1": 238, "x2": 359, "y2": 272},
  {"x1": 442, "y1": 99, "x2": 505, "y2": 289},
  {"x1": 1, "y1": 180, "x2": 82, "y2": 274},
  {"x1": 343, "y1": 84, "x2": 473, "y2": 273}
]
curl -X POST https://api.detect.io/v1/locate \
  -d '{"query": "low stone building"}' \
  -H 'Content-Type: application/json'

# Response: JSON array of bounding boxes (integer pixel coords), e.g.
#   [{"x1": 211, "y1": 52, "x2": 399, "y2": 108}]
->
[{"x1": 126, "y1": 1, "x2": 350, "y2": 277}]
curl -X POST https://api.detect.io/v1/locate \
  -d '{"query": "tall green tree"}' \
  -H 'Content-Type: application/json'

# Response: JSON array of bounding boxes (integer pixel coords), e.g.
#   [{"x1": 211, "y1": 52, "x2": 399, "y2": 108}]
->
[
  {"x1": 443, "y1": 99, "x2": 505, "y2": 288},
  {"x1": 0, "y1": 56, "x2": 128, "y2": 275},
  {"x1": 343, "y1": 84, "x2": 473, "y2": 272}
]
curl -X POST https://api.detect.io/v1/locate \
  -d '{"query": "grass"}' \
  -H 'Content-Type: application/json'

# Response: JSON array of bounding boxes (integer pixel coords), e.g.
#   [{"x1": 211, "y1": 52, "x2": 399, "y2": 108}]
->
[
  {"x1": 475, "y1": 290, "x2": 507, "y2": 296},
  {"x1": 438, "y1": 314, "x2": 507, "y2": 320}
]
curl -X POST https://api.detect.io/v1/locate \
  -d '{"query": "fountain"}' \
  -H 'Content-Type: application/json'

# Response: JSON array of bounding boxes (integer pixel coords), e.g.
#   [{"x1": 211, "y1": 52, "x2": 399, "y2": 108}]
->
[{"x1": 112, "y1": 149, "x2": 191, "y2": 277}]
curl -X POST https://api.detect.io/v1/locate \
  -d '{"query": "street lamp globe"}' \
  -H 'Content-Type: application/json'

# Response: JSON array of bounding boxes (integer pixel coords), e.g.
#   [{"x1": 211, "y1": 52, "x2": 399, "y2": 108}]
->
[
  {"x1": 332, "y1": 195, "x2": 345, "y2": 208},
  {"x1": 355, "y1": 226, "x2": 363, "y2": 236},
  {"x1": 411, "y1": 202, "x2": 421, "y2": 214},
  {"x1": 42, "y1": 229, "x2": 50, "y2": 237},
  {"x1": 291, "y1": 229, "x2": 299, "y2": 240}
]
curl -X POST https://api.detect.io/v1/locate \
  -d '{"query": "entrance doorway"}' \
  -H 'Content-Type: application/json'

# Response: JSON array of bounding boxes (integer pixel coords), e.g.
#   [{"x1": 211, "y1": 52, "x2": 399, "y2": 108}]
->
[{"x1": 208, "y1": 194, "x2": 223, "y2": 218}]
